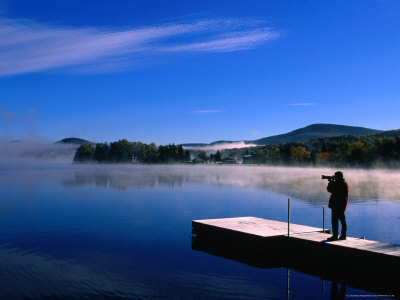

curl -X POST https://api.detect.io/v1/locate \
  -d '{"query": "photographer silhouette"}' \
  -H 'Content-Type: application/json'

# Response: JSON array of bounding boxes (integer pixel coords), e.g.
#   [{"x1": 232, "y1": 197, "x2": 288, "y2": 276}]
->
[{"x1": 325, "y1": 171, "x2": 349, "y2": 241}]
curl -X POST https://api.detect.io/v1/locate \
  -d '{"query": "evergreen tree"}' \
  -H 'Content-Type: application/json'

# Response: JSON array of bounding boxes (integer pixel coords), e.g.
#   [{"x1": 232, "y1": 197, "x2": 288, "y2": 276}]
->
[
  {"x1": 73, "y1": 144, "x2": 94, "y2": 162},
  {"x1": 93, "y1": 143, "x2": 109, "y2": 162},
  {"x1": 215, "y1": 150, "x2": 222, "y2": 162}
]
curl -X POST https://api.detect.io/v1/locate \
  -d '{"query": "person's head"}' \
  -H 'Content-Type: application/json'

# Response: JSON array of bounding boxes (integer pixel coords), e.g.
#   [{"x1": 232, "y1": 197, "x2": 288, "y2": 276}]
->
[{"x1": 334, "y1": 171, "x2": 344, "y2": 181}]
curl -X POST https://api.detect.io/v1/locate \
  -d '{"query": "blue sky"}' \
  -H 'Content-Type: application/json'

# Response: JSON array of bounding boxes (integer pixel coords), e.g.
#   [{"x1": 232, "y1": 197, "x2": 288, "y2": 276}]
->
[{"x1": 1, "y1": 0, "x2": 400, "y2": 144}]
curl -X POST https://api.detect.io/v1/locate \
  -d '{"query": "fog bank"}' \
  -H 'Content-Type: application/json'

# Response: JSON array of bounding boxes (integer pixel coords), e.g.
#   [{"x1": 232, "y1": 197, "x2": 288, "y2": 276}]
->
[
  {"x1": 2, "y1": 164, "x2": 400, "y2": 205},
  {"x1": 0, "y1": 140, "x2": 76, "y2": 168},
  {"x1": 183, "y1": 141, "x2": 257, "y2": 151}
]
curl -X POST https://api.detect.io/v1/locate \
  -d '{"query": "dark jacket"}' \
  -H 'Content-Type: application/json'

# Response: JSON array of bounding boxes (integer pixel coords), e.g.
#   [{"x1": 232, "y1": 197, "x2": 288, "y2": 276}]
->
[{"x1": 327, "y1": 179, "x2": 349, "y2": 212}]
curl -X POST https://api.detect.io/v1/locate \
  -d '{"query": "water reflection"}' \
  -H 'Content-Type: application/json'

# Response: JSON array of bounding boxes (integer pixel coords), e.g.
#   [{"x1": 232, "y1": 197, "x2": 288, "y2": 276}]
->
[
  {"x1": 56, "y1": 165, "x2": 400, "y2": 204},
  {"x1": 192, "y1": 234, "x2": 399, "y2": 298},
  {"x1": 0, "y1": 245, "x2": 157, "y2": 299},
  {"x1": 331, "y1": 282, "x2": 346, "y2": 300},
  {"x1": 1, "y1": 164, "x2": 399, "y2": 299}
]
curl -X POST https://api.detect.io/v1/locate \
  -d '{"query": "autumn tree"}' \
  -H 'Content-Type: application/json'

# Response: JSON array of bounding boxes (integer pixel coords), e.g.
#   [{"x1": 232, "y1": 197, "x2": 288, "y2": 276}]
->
[{"x1": 73, "y1": 144, "x2": 94, "y2": 162}]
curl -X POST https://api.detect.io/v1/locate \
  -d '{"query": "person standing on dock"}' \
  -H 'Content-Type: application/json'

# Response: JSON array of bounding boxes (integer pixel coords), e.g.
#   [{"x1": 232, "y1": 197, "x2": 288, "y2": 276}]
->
[{"x1": 326, "y1": 171, "x2": 349, "y2": 241}]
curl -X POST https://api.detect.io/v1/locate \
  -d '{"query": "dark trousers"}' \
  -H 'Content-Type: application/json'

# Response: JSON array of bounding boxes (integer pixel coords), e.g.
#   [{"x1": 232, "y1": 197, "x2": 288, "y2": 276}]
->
[{"x1": 331, "y1": 209, "x2": 347, "y2": 236}]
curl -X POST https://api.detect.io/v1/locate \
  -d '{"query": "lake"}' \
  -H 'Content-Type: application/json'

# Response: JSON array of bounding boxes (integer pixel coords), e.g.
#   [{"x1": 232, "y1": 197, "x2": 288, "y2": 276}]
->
[{"x1": 0, "y1": 164, "x2": 399, "y2": 299}]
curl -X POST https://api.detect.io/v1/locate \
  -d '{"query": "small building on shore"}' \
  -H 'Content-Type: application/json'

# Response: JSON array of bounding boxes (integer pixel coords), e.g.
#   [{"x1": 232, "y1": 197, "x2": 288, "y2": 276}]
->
[
  {"x1": 242, "y1": 154, "x2": 255, "y2": 164},
  {"x1": 222, "y1": 157, "x2": 237, "y2": 164}
]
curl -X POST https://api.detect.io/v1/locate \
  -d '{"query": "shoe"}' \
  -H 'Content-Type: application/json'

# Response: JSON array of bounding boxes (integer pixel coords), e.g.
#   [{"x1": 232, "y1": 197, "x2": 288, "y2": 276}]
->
[
  {"x1": 339, "y1": 235, "x2": 346, "y2": 240},
  {"x1": 327, "y1": 235, "x2": 338, "y2": 241}
]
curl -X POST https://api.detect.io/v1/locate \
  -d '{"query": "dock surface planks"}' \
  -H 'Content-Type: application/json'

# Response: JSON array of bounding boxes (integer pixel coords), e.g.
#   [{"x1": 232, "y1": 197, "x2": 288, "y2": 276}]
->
[
  {"x1": 192, "y1": 216, "x2": 400, "y2": 261},
  {"x1": 193, "y1": 216, "x2": 324, "y2": 238},
  {"x1": 292, "y1": 231, "x2": 400, "y2": 257}
]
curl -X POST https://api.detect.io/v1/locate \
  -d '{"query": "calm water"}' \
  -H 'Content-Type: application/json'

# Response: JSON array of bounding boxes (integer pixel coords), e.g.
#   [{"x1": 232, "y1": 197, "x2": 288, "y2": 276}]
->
[{"x1": 1, "y1": 164, "x2": 399, "y2": 299}]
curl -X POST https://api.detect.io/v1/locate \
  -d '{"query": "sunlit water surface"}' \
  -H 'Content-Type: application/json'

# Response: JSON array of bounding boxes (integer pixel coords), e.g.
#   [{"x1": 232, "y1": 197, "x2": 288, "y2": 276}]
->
[{"x1": 1, "y1": 164, "x2": 399, "y2": 299}]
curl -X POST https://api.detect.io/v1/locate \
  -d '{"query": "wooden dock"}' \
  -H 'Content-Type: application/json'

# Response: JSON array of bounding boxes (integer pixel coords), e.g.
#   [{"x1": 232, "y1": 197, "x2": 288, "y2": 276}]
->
[
  {"x1": 192, "y1": 217, "x2": 400, "y2": 295},
  {"x1": 192, "y1": 216, "x2": 400, "y2": 258},
  {"x1": 193, "y1": 216, "x2": 326, "y2": 238}
]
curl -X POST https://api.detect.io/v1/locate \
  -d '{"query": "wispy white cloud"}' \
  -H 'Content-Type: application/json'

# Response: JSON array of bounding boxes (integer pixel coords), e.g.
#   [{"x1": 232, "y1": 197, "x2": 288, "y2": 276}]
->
[
  {"x1": 0, "y1": 108, "x2": 43, "y2": 139},
  {"x1": 288, "y1": 102, "x2": 317, "y2": 106},
  {"x1": 0, "y1": 109, "x2": 21, "y2": 123},
  {"x1": 164, "y1": 28, "x2": 278, "y2": 52},
  {"x1": 191, "y1": 110, "x2": 224, "y2": 114},
  {"x1": 0, "y1": 17, "x2": 279, "y2": 76},
  {"x1": 0, "y1": 108, "x2": 42, "y2": 123}
]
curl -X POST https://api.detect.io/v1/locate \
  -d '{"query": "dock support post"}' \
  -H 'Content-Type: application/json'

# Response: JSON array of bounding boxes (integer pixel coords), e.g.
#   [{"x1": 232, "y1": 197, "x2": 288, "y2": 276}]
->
[
  {"x1": 288, "y1": 198, "x2": 290, "y2": 237},
  {"x1": 287, "y1": 268, "x2": 290, "y2": 300},
  {"x1": 323, "y1": 206, "x2": 325, "y2": 233}
]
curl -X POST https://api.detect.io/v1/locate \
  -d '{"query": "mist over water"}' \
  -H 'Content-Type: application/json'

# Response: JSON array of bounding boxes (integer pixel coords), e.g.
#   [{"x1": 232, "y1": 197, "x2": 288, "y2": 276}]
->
[
  {"x1": 183, "y1": 141, "x2": 257, "y2": 151},
  {"x1": 1, "y1": 157, "x2": 400, "y2": 298},
  {"x1": 5, "y1": 163, "x2": 399, "y2": 203},
  {"x1": 0, "y1": 140, "x2": 76, "y2": 168},
  {"x1": 2, "y1": 139, "x2": 400, "y2": 204}
]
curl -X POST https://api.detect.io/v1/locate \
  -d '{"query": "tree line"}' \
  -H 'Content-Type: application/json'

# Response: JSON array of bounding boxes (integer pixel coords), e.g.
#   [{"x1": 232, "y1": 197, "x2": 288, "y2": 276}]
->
[
  {"x1": 225, "y1": 135, "x2": 400, "y2": 167},
  {"x1": 74, "y1": 135, "x2": 400, "y2": 167},
  {"x1": 73, "y1": 139, "x2": 190, "y2": 163}
]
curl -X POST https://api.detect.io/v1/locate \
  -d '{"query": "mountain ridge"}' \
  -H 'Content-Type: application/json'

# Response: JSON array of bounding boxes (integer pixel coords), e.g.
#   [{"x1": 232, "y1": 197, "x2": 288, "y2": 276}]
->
[
  {"x1": 56, "y1": 137, "x2": 95, "y2": 145},
  {"x1": 59, "y1": 124, "x2": 393, "y2": 148},
  {"x1": 182, "y1": 123, "x2": 383, "y2": 147},
  {"x1": 250, "y1": 123, "x2": 382, "y2": 145}
]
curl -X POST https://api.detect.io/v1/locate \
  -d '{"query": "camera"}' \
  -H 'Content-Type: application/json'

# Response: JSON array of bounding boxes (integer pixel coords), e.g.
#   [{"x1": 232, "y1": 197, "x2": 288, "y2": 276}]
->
[{"x1": 322, "y1": 175, "x2": 335, "y2": 181}]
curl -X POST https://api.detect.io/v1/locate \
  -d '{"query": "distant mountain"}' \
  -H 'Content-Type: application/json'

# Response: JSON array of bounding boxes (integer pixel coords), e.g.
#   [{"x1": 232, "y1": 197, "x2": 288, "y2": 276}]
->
[
  {"x1": 372, "y1": 129, "x2": 400, "y2": 139},
  {"x1": 181, "y1": 143, "x2": 209, "y2": 147},
  {"x1": 56, "y1": 137, "x2": 95, "y2": 145},
  {"x1": 250, "y1": 124, "x2": 382, "y2": 145},
  {"x1": 209, "y1": 140, "x2": 236, "y2": 145},
  {"x1": 183, "y1": 124, "x2": 383, "y2": 148},
  {"x1": 182, "y1": 140, "x2": 238, "y2": 147}
]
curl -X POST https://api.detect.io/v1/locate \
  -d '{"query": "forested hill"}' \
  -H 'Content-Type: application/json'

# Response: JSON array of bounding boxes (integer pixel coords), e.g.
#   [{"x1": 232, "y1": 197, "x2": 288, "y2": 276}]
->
[
  {"x1": 373, "y1": 129, "x2": 400, "y2": 138},
  {"x1": 215, "y1": 129, "x2": 400, "y2": 168},
  {"x1": 250, "y1": 124, "x2": 381, "y2": 145},
  {"x1": 56, "y1": 137, "x2": 95, "y2": 145},
  {"x1": 71, "y1": 126, "x2": 400, "y2": 167},
  {"x1": 182, "y1": 124, "x2": 382, "y2": 147},
  {"x1": 65, "y1": 124, "x2": 382, "y2": 149},
  {"x1": 182, "y1": 140, "x2": 237, "y2": 147}
]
